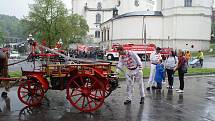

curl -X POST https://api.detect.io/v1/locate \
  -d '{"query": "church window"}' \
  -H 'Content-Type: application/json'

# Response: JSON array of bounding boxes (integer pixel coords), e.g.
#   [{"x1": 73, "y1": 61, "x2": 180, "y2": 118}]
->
[
  {"x1": 96, "y1": 13, "x2": 101, "y2": 23},
  {"x1": 107, "y1": 30, "x2": 110, "y2": 40},
  {"x1": 95, "y1": 31, "x2": 100, "y2": 38},
  {"x1": 135, "y1": 0, "x2": 139, "y2": 7},
  {"x1": 97, "y1": 2, "x2": 102, "y2": 10},
  {"x1": 104, "y1": 29, "x2": 106, "y2": 41},
  {"x1": 184, "y1": 0, "x2": 192, "y2": 7},
  {"x1": 101, "y1": 31, "x2": 103, "y2": 41},
  {"x1": 117, "y1": 0, "x2": 121, "y2": 7}
]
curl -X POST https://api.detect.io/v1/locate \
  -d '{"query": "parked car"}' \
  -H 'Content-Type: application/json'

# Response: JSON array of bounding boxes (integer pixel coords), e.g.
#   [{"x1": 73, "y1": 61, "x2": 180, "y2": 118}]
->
[{"x1": 9, "y1": 51, "x2": 20, "y2": 59}]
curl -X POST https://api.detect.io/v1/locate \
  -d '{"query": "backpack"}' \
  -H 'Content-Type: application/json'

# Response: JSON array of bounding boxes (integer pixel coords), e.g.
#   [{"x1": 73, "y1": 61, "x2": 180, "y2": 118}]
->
[{"x1": 182, "y1": 57, "x2": 188, "y2": 73}]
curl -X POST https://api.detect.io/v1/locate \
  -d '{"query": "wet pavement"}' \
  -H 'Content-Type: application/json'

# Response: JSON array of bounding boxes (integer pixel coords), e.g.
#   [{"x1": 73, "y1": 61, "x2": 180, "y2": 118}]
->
[
  {"x1": 202, "y1": 56, "x2": 215, "y2": 68},
  {"x1": 0, "y1": 75, "x2": 215, "y2": 121}
]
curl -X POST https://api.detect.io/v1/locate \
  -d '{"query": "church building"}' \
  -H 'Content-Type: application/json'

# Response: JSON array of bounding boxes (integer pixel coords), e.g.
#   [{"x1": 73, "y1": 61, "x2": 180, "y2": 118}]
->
[
  {"x1": 72, "y1": 0, "x2": 155, "y2": 44},
  {"x1": 72, "y1": 0, "x2": 213, "y2": 51}
]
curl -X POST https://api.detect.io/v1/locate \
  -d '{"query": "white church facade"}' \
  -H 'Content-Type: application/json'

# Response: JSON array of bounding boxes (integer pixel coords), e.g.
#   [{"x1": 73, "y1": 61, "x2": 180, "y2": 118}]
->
[
  {"x1": 72, "y1": 0, "x2": 155, "y2": 43},
  {"x1": 100, "y1": 0, "x2": 213, "y2": 51}
]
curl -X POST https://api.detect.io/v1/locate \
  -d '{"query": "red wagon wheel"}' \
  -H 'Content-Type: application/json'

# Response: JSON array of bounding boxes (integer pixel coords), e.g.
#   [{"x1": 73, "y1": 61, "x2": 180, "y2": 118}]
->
[
  {"x1": 91, "y1": 80, "x2": 112, "y2": 99},
  {"x1": 104, "y1": 83, "x2": 112, "y2": 98},
  {"x1": 18, "y1": 78, "x2": 45, "y2": 106},
  {"x1": 66, "y1": 74, "x2": 105, "y2": 112}
]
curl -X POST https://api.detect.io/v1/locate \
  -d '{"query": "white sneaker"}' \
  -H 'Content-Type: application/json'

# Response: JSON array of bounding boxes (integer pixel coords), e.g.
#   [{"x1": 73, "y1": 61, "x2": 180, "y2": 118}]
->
[
  {"x1": 176, "y1": 90, "x2": 184, "y2": 93},
  {"x1": 169, "y1": 86, "x2": 173, "y2": 89},
  {"x1": 167, "y1": 86, "x2": 173, "y2": 89},
  {"x1": 176, "y1": 89, "x2": 180, "y2": 91}
]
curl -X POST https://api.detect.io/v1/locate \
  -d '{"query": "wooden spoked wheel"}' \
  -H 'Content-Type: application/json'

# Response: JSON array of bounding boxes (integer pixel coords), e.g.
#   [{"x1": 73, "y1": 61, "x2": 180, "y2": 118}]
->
[
  {"x1": 104, "y1": 82, "x2": 112, "y2": 98},
  {"x1": 92, "y1": 80, "x2": 112, "y2": 99},
  {"x1": 17, "y1": 79, "x2": 44, "y2": 106},
  {"x1": 66, "y1": 74, "x2": 105, "y2": 112}
]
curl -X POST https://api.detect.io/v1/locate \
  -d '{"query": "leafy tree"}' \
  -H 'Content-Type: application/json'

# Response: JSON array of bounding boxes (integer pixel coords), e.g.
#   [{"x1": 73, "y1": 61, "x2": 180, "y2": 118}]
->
[
  {"x1": 0, "y1": 14, "x2": 26, "y2": 39},
  {"x1": 22, "y1": 0, "x2": 89, "y2": 48},
  {"x1": 21, "y1": 0, "x2": 68, "y2": 48},
  {"x1": 0, "y1": 27, "x2": 4, "y2": 45},
  {"x1": 66, "y1": 14, "x2": 89, "y2": 44}
]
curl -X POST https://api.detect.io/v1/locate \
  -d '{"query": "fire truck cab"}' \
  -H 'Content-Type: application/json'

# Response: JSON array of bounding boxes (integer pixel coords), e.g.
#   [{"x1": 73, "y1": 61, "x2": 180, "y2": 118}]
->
[
  {"x1": 160, "y1": 47, "x2": 174, "y2": 60},
  {"x1": 105, "y1": 43, "x2": 156, "y2": 61}
]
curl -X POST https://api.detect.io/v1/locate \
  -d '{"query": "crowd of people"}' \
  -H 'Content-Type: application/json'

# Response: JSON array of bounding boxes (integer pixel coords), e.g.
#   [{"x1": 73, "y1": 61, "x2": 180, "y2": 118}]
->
[
  {"x1": 145, "y1": 47, "x2": 188, "y2": 93},
  {"x1": 115, "y1": 45, "x2": 204, "y2": 105},
  {"x1": 69, "y1": 48, "x2": 104, "y2": 59}
]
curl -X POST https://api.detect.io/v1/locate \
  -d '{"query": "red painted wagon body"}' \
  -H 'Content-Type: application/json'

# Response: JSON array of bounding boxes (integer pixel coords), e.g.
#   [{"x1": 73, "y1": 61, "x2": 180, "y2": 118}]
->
[{"x1": 13, "y1": 62, "x2": 118, "y2": 112}]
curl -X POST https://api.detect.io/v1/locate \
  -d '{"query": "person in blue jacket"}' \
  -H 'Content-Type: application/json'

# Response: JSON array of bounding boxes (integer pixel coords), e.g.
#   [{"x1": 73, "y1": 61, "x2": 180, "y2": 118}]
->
[{"x1": 154, "y1": 59, "x2": 165, "y2": 89}]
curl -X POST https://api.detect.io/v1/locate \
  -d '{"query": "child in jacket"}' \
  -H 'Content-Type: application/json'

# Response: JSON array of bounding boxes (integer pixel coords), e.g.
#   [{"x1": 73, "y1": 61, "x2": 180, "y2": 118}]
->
[{"x1": 155, "y1": 60, "x2": 165, "y2": 89}]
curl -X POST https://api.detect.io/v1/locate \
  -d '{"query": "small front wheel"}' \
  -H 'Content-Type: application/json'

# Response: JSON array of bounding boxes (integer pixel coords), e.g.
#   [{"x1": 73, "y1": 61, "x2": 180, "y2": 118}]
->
[{"x1": 17, "y1": 79, "x2": 44, "y2": 106}]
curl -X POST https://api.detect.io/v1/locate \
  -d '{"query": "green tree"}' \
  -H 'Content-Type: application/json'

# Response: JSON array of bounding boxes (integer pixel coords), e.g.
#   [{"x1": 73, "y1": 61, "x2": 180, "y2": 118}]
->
[
  {"x1": 22, "y1": 0, "x2": 89, "y2": 48},
  {"x1": 0, "y1": 14, "x2": 26, "y2": 39},
  {"x1": 66, "y1": 14, "x2": 89, "y2": 44},
  {"x1": 0, "y1": 29, "x2": 4, "y2": 46},
  {"x1": 22, "y1": 0, "x2": 68, "y2": 48}
]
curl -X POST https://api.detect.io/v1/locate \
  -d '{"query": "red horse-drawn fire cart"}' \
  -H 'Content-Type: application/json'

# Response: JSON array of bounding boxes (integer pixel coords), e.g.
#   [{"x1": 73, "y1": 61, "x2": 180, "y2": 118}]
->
[{"x1": 0, "y1": 39, "x2": 118, "y2": 112}]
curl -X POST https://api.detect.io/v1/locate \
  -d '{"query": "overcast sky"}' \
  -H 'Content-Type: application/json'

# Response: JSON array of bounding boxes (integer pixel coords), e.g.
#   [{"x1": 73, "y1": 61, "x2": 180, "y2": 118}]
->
[
  {"x1": 0, "y1": 0, "x2": 72, "y2": 19},
  {"x1": 1, "y1": 0, "x2": 214, "y2": 19}
]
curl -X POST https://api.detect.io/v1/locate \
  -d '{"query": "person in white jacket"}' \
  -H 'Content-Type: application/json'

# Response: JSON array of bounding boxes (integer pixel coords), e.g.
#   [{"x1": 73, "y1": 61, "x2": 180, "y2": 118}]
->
[
  {"x1": 116, "y1": 46, "x2": 145, "y2": 105},
  {"x1": 146, "y1": 47, "x2": 162, "y2": 91},
  {"x1": 165, "y1": 51, "x2": 178, "y2": 89}
]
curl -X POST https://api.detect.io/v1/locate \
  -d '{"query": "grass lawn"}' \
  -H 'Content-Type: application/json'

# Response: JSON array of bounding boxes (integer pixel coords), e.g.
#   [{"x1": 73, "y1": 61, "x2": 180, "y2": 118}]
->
[
  {"x1": 9, "y1": 71, "x2": 22, "y2": 78},
  {"x1": 112, "y1": 67, "x2": 215, "y2": 78},
  {"x1": 186, "y1": 68, "x2": 215, "y2": 74},
  {"x1": 191, "y1": 43, "x2": 215, "y2": 57},
  {"x1": 210, "y1": 43, "x2": 215, "y2": 49}
]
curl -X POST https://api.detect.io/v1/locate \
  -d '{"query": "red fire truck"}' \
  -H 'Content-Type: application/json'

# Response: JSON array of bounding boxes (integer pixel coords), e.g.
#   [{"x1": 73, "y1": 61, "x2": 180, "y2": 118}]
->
[
  {"x1": 160, "y1": 47, "x2": 174, "y2": 60},
  {"x1": 105, "y1": 43, "x2": 156, "y2": 61}
]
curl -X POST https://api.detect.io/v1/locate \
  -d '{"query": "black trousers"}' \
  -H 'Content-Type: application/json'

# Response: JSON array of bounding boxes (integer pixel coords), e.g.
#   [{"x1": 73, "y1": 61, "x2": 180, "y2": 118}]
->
[
  {"x1": 178, "y1": 69, "x2": 185, "y2": 90},
  {"x1": 166, "y1": 69, "x2": 175, "y2": 86},
  {"x1": 199, "y1": 59, "x2": 203, "y2": 67},
  {"x1": 157, "y1": 82, "x2": 162, "y2": 89}
]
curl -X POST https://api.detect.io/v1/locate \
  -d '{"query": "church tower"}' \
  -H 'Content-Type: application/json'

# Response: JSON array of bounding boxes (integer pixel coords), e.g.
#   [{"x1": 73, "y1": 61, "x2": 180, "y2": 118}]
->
[
  {"x1": 158, "y1": 0, "x2": 213, "y2": 50},
  {"x1": 117, "y1": 0, "x2": 155, "y2": 15}
]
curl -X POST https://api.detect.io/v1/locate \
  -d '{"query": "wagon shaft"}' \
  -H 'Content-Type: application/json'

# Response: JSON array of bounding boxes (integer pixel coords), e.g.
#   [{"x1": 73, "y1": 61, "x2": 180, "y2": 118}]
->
[{"x1": 0, "y1": 77, "x2": 21, "y2": 81}]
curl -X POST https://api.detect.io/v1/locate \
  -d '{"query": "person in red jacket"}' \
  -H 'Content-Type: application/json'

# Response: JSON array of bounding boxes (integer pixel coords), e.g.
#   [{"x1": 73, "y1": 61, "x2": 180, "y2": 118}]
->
[{"x1": 174, "y1": 50, "x2": 187, "y2": 93}]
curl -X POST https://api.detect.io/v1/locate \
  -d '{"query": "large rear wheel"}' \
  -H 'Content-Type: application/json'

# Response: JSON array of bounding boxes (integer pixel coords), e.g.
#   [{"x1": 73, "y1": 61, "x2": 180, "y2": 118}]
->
[{"x1": 66, "y1": 74, "x2": 105, "y2": 112}]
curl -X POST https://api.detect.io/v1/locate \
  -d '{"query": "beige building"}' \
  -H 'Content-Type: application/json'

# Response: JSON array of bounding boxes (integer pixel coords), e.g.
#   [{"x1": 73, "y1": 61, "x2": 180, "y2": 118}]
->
[
  {"x1": 100, "y1": 0, "x2": 213, "y2": 51},
  {"x1": 72, "y1": 0, "x2": 155, "y2": 44}
]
